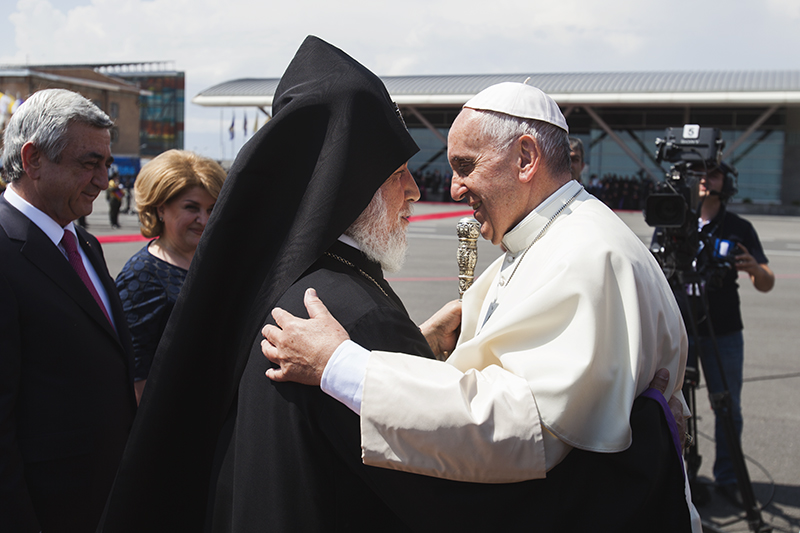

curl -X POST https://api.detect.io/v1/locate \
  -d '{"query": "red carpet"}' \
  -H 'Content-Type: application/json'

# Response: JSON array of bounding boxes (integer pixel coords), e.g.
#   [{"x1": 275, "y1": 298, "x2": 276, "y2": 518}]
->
[
  {"x1": 96, "y1": 234, "x2": 148, "y2": 244},
  {"x1": 97, "y1": 209, "x2": 474, "y2": 244},
  {"x1": 408, "y1": 210, "x2": 472, "y2": 222}
]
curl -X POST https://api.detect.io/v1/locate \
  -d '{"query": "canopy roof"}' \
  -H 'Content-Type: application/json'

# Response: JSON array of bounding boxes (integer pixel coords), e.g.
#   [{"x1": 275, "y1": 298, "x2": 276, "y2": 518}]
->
[
  {"x1": 193, "y1": 70, "x2": 800, "y2": 108},
  {"x1": 0, "y1": 67, "x2": 146, "y2": 95}
]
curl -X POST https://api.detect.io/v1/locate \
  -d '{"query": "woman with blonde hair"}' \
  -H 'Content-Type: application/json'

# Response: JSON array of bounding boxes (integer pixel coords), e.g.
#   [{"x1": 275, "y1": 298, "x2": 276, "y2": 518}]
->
[{"x1": 116, "y1": 150, "x2": 226, "y2": 402}]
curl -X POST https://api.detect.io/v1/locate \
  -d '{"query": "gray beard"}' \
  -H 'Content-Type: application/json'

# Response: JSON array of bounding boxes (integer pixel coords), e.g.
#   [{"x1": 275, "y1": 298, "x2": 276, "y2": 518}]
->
[{"x1": 345, "y1": 188, "x2": 409, "y2": 274}]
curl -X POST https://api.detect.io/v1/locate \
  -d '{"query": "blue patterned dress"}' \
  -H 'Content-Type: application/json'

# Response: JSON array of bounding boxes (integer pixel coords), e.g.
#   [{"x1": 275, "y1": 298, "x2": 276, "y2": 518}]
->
[{"x1": 115, "y1": 242, "x2": 187, "y2": 381}]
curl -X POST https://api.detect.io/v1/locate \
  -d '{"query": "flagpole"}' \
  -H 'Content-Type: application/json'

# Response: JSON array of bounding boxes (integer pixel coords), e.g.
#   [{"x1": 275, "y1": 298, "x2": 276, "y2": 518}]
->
[
  {"x1": 229, "y1": 109, "x2": 235, "y2": 162},
  {"x1": 219, "y1": 108, "x2": 224, "y2": 161}
]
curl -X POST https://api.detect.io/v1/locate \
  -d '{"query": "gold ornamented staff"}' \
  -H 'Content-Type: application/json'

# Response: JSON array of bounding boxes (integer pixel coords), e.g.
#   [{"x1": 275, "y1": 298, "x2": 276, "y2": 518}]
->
[{"x1": 456, "y1": 217, "x2": 481, "y2": 299}]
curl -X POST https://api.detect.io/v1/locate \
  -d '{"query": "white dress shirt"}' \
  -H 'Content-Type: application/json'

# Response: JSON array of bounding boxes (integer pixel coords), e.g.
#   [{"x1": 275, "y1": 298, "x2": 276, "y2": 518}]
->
[{"x1": 4, "y1": 186, "x2": 115, "y2": 326}]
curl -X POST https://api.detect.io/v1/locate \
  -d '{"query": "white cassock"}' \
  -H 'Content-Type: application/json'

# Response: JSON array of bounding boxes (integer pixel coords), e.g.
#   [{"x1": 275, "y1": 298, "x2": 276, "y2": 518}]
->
[{"x1": 360, "y1": 180, "x2": 690, "y2": 483}]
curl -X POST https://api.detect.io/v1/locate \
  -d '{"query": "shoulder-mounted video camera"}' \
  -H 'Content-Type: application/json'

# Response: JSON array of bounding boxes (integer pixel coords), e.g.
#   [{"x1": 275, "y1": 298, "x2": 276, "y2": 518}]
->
[
  {"x1": 645, "y1": 125, "x2": 725, "y2": 228},
  {"x1": 645, "y1": 125, "x2": 738, "y2": 280}
]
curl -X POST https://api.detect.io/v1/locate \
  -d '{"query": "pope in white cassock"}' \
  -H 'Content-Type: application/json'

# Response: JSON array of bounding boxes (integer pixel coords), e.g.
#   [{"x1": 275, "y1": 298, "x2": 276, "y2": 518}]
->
[{"x1": 262, "y1": 82, "x2": 701, "y2": 532}]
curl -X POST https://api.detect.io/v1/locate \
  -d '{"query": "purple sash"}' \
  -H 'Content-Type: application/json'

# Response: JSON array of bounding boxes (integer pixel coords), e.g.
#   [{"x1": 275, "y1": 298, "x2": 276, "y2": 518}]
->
[{"x1": 641, "y1": 387, "x2": 685, "y2": 481}]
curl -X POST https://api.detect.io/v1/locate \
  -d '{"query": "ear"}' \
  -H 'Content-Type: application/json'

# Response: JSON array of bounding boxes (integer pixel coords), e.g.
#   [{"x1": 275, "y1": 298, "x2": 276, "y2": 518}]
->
[
  {"x1": 517, "y1": 134, "x2": 541, "y2": 184},
  {"x1": 20, "y1": 142, "x2": 44, "y2": 180}
]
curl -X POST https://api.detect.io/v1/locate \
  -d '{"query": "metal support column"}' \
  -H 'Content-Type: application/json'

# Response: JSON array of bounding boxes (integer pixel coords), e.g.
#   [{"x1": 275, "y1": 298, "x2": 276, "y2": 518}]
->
[
  {"x1": 405, "y1": 106, "x2": 448, "y2": 146},
  {"x1": 583, "y1": 105, "x2": 660, "y2": 181},
  {"x1": 723, "y1": 105, "x2": 780, "y2": 159}
]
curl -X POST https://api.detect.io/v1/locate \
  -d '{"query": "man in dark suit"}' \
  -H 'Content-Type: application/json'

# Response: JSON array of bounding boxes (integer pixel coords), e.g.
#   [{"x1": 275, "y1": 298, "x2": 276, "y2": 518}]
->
[{"x1": 0, "y1": 88, "x2": 137, "y2": 532}]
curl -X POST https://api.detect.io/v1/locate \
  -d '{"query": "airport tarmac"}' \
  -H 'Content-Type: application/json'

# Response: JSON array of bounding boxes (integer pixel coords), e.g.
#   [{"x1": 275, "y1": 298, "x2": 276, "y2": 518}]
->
[{"x1": 90, "y1": 196, "x2": 800, "y2": 533}]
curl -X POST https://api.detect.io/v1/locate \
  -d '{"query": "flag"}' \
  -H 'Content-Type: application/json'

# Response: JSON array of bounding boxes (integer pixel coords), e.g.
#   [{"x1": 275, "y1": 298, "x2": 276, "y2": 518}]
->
[
  {"x1": 243, "y1": 112, "x2": 248, "y2": 137},
  {"x1": 0, "y1": 93, "x2": 11, "y2": 116},
  {"x1": 229, "y1": 112, "x2": 235, "y2": 140}
]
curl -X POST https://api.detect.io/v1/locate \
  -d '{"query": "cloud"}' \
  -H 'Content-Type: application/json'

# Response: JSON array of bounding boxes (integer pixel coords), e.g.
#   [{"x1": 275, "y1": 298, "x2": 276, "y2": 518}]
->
[
  {"x1": 765, "y1": 0, "x2": 800, "y2": 19},
  {"x1": 6, "y1": 0, "x2": 798, "y2": 79},
  {"x1": 4, "y1": 0, "x2": 799, "y2": 159}
]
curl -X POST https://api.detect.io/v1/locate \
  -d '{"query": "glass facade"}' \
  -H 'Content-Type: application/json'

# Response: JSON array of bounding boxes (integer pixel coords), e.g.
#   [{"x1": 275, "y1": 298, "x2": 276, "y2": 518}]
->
[
  {"x1": 569, "y1": 107, "x2": 786, "y2": 204},
  {"x1": 403, "y1": 107, "x2": 459, "y2": 202},
  {"x1": 404, "y1": 107, "x2": 459, "y2": 178},
  {"x1": 408, "y1": 127, "x2": 451, "y2": 175},
  {"x1": 118, "y1": 73, "x2": 185, "y2": 157}
]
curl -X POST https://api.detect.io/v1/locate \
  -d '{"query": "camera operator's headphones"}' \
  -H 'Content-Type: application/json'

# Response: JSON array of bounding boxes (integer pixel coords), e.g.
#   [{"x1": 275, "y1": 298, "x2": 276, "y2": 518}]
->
[
  {"x1": 716, "y1": 161, "x2": 738, "y2": 202},
  {"x1": 690, "y1": 161, "x2": 738, "y2": 202}
]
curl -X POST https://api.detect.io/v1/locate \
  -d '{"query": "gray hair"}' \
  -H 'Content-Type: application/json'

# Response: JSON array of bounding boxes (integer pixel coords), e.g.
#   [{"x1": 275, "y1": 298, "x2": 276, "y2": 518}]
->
[
  {"x1": 474, "y1": 110, "x2": 571, "y2": 177},
  {"x1": 2, "y1": 89, "x2": 113, "y2": 182}
]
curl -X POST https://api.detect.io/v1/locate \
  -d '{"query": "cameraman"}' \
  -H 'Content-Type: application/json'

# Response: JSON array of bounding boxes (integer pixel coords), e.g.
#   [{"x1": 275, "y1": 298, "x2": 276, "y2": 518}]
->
[{"x1": 693, "y1": 163, "x2": 774, "y2": 506}]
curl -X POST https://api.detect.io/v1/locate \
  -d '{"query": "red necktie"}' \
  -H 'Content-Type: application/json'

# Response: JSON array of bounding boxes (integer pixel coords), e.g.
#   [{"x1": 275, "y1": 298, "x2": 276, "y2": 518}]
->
[{"x1": 60, "y1": 230, "x2": 113, "y2": 325}]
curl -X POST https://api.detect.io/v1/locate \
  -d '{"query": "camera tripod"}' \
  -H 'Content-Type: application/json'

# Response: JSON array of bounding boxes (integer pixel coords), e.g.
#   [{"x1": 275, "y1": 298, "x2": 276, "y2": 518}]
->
[{"x1": 672, "y1": 271, "x2": 771, "y2": 533}]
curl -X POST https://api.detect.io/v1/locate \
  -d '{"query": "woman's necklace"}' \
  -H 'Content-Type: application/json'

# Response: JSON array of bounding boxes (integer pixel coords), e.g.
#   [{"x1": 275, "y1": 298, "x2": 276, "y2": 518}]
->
[{"x1": 324, "y1": 252, "x2": 389, "y2": 298}]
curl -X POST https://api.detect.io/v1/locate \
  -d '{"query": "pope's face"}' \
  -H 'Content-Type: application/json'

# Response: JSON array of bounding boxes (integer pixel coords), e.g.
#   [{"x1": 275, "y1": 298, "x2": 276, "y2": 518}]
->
[{"x1": 448, "y1": 109, "x2": 524, "y2": 245}]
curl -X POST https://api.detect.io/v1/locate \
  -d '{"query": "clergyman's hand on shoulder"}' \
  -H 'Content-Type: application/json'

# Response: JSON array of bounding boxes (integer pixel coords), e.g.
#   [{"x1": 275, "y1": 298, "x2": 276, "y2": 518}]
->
[
  {"x1": 261, "y1": 288, "x2": 350, "y2": 386},
  {"x1": 420, "y1": 299, "x2": 462, "y2": 360}
]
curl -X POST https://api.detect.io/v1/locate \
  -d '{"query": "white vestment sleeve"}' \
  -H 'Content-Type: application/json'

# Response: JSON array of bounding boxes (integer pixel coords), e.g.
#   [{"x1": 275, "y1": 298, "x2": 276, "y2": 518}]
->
[
  {"x1": 362, "y1": 352, "x2": 547, "y2": 483},
  {"x1": 320, "y1": 340, "x2": 370, "y2": 415}
]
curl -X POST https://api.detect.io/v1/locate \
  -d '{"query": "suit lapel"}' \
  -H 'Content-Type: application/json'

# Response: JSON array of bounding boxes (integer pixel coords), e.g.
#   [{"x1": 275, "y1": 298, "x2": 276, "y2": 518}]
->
[
  {"x1": 75, "y1": 226, "x2": 122, "y2": 340},
  {"x1": 75, "y1": 226, "x2": 136, "y2": 379},
  {"x1": 0, "y1": 197, "x2": 120, "y2": 342}
]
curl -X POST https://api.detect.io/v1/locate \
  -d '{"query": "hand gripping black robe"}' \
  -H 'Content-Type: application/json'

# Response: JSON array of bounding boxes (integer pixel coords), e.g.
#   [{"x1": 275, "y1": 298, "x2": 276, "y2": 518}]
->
[{"x1": 99, "y1": 37, "x2": 691, "y2": 532}]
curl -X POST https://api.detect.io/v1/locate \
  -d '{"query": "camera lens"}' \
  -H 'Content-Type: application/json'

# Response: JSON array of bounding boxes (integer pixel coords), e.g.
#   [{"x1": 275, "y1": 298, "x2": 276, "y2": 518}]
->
[{"x1": 645, "y1": 194, "x2": 686, "y2": 227}]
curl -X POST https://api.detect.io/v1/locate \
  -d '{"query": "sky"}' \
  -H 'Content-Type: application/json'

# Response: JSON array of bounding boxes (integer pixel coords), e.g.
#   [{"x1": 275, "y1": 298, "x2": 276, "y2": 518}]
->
[{"x1": 2, "y1": 0, "x2": 799, "y2": 161}]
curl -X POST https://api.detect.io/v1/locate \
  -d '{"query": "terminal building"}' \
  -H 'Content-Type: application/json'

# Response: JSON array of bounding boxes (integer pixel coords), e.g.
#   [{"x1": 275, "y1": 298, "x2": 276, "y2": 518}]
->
[
  {"x1": 0, "y1": 66, "x2": 144, "y2": 162},
  {"x1": 0, "y1": 62, "x2": 184, "y2": 181},
  {"x1": 193, "y1": 71, "x2": 800, "y2": 209},
  {"x1": 96, "y1": 63, "x2": 185, "y2": 160}
]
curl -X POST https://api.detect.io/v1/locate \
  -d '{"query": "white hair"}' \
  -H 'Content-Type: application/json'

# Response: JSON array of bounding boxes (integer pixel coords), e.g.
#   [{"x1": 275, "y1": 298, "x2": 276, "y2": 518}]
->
[
  {"x1": 474, "y1": 109, "x2": 571, "y2": 176},
  {"x1": 345, "y1": 187, "x2": 410, "y2": 273},
  {"x1": 2, "y1": 89, "x2": 113, "y2": 182}
]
